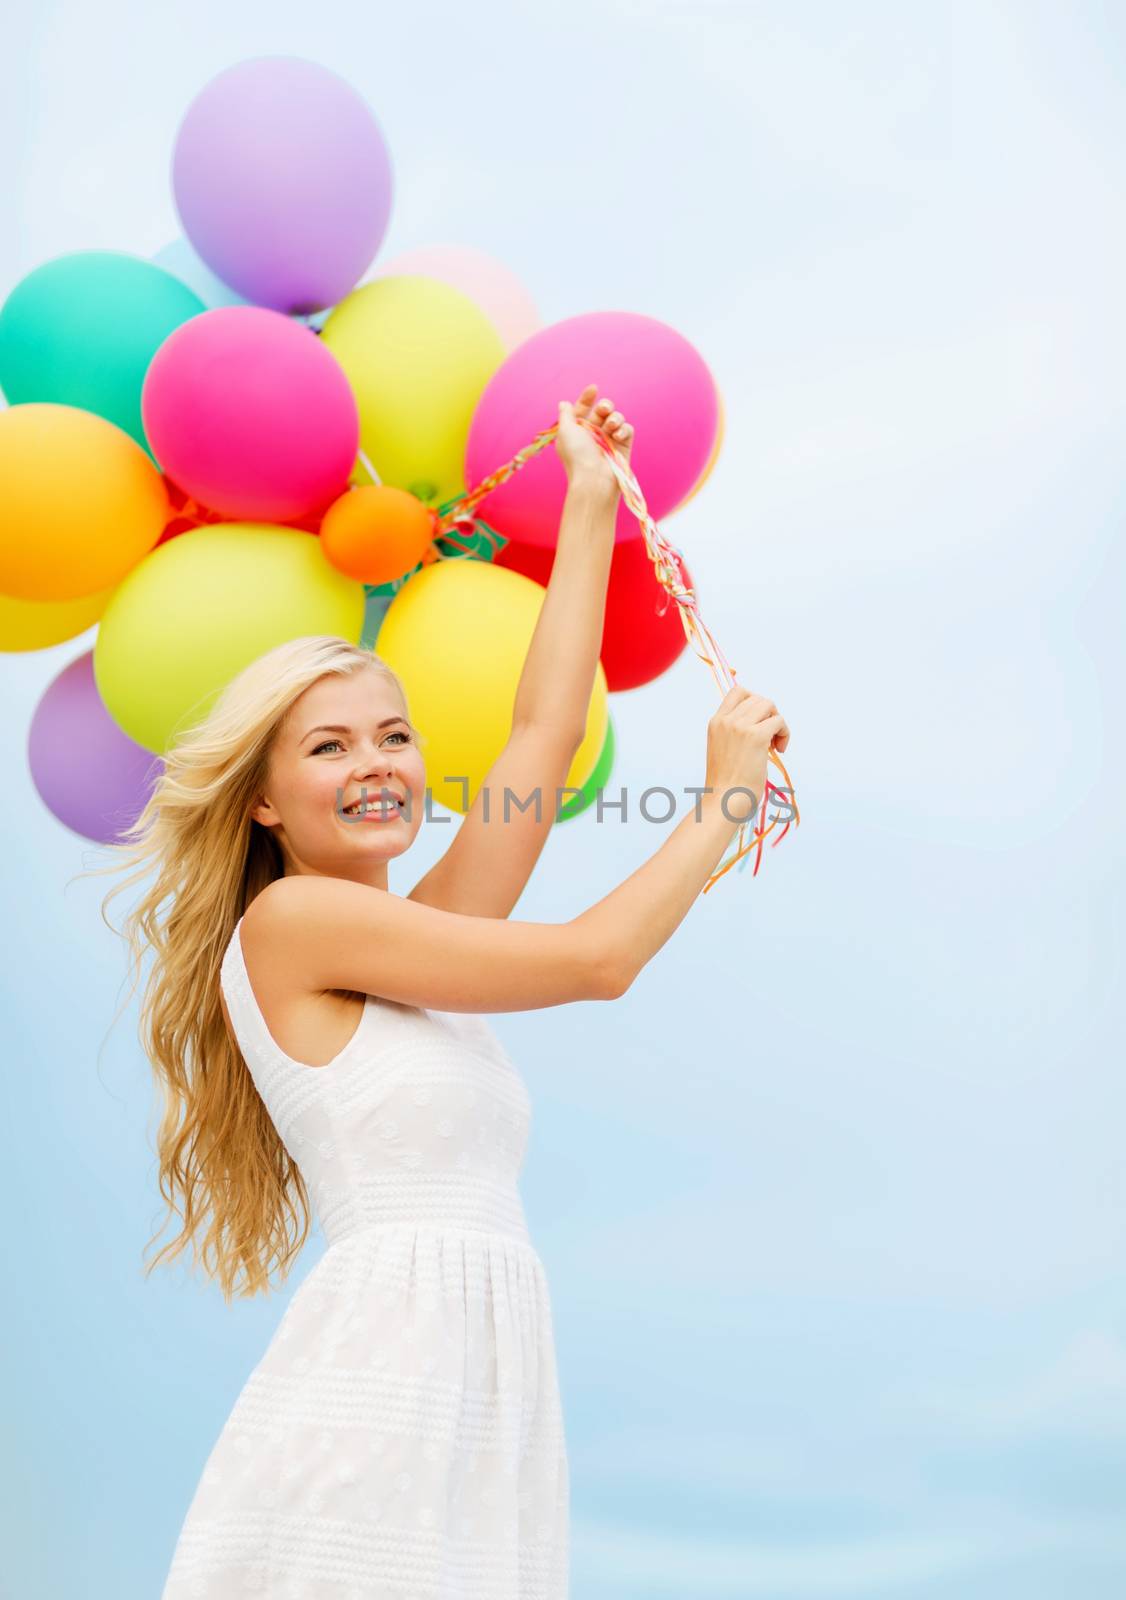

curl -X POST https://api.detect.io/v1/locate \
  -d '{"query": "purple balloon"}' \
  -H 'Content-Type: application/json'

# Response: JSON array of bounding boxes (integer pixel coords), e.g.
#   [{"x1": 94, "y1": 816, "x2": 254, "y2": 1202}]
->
[
  {"x1": 28, "y1": 652, "x2": 162, "y2": 845},
  {"x1": 172, "y1": 57, "x2": 393, "y2": 314}
]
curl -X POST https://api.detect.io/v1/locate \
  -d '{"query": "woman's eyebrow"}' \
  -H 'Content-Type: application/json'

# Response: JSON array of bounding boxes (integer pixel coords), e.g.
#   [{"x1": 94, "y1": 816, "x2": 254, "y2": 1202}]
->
[{"x1": 300, "y1": 718, "x2": 409, "y2": 745}]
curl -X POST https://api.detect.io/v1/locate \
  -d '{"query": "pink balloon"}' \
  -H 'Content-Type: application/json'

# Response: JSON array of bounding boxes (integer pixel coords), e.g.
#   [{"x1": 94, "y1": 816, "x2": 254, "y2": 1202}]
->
[
  {"x1": 142, "y1": 306, "x2": 359, "y2": 521},
  {"x1": 28, "y1": 651, "x2": 162, "y2": 844},
  {"x1": 372, "y1": 245, "x2": 540, "y2": 351},
  {"x1": 464, "y1": 311, "x2": 719, "y2": 548}
]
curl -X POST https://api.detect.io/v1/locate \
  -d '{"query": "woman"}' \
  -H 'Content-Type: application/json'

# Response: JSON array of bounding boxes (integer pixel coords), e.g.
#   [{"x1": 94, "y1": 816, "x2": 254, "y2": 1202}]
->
[{"x1": 98, "y1": 386, "x2": 789, "y2": 1597}]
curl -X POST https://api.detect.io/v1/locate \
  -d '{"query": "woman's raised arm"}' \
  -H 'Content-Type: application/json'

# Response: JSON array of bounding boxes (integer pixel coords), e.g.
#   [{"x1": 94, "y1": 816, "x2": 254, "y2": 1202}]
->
[
  {"x1": 250, "y1": 683, "x2": 789, "y2": 1015},
  {"x1": 245, "y1": 873, "x2": 620, "y2": 1014}
]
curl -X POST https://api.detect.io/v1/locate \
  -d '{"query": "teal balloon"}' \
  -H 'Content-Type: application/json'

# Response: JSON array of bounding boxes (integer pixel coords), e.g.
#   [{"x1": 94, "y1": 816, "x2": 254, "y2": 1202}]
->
[
  {"x1": 152, "y1": 238, "x2": 249, "y2": 311},
  {"x1": 361, "y1": 589, "x2": 394, "y2": 650},
  {"x1": 0, "y1": 250, "x2": 206, "y2": 458},
  {"x1": 558, "y1": 713, "x2": 615, "y2": 822}
]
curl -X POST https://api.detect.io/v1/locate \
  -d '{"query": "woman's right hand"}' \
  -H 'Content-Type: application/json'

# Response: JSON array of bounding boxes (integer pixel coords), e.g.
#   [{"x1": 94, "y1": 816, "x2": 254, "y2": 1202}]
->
[{"x1": 705, "y1": 685, "x2": 791, "y2": 822}]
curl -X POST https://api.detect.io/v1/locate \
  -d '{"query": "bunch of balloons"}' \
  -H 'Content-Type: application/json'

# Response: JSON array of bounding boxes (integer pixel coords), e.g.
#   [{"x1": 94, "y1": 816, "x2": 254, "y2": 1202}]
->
[{"x1": 1, "y1": 55, "x2": 724, "y2": 846}]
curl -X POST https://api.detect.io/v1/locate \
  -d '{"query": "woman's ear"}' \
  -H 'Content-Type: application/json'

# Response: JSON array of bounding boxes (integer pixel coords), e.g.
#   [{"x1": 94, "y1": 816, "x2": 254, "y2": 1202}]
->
[{"x1": 250, "y1": 794, "x2": 279, "y2": 828}]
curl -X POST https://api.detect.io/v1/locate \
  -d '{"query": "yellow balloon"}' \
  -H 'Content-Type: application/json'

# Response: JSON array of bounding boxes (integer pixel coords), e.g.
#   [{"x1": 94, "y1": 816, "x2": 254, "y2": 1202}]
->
[
  {"x1": 376, "y1": 559, "x2": 608, "y2": 814},
  {"x1": 94, "y1": 524, "x2": 365, "y2": 753},
  {"x1": 320, "y1": 277, "x2": 506, "y2": 508},
  {"x1": 670, "y1": 387, "x2": 726, "y2": 514},
  {"x1": 0, "y1": 583, "x2": 114, "y2": 651},
  {"x1": 0, "y1": 402, "x2": 168, "y2": 601}
]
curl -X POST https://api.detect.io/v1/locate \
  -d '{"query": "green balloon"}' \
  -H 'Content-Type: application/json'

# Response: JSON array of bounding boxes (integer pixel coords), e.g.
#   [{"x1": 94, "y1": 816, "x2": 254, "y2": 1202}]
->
[
  {"x1": 0, "y1": 250, "x2": 205, "y2": 459},
  {"x1": 557, "y1": 713, "x2": 616, "y2": 822}
]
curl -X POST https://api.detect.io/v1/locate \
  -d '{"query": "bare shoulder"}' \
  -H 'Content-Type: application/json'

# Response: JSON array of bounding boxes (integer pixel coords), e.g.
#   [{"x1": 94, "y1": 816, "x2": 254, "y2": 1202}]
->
[
  {"x1": 241, "y1": 876, "x2": 377, "y2": 1000},
  {"x1": 246, "y1": 875, "x2": 385, "y2": 941}
]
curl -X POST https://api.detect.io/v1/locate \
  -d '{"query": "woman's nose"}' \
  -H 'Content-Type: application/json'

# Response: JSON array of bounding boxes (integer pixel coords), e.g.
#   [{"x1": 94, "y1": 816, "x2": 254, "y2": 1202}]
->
[
  {"x1": 353, "y1": 747, "x2": 398, "y2": 782},
  {"x1": 355, "y1": 760, "x2": 393, "y2": 783}
]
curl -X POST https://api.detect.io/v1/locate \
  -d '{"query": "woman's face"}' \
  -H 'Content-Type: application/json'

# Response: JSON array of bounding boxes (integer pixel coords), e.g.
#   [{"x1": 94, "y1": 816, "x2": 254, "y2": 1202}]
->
[{"x1": 251, "y1": 667, "x2": 427, "y2": 889}]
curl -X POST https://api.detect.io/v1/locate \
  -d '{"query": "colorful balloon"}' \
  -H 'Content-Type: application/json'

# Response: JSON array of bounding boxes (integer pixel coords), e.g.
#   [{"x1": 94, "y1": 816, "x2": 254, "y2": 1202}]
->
[
  {"x1": 465, "y1": 311, "x2": 719, "y2": 548},
  {"x1": 0, "y1": 251, "x2": 205, "y2": 456},
  {"x1": 372, "y1": 245, "x2": 540, "y2": 351},
  {"x1": 172, "y1": 57, "x2": 393, "y2": 313},
  {"x1": 320, "y1": 276, "x2": 505, "y2": 509},
  {"x1": 320, "y1": 486, "x2": 437, "y2": 585},
  {"x1": 601, "y1": 537, "x2": 692, "y2": 692},
  {"x1": 360, "y1": 589, "x2": 394, "y2": 651},
  {"x1": 94, "y1": 522, "x2": 365, "y2": 752},
  {"x1": 142, "y1": 307, "x2": 360, "y2": 522},
  {"x1": 374, "y1": 559, "x2": 606, "y2": 813},
  {"x1": 557, "y1": 714, "x2": 615, "y2": 822},
  {"x1": 492, "y1": 538, "x2": 552, "y2": 585},
  {"x1": 670, "y1": 386, "x2": 725, "y2": 514},
  {"x1": 495, "y1": 531, "x2": 691, "y2": 691},
  {"x1": 28, "y1": 651, "x2": 162, "y2": 843},
  {"x1": 362, "y1": 512, "x2": 502, "y2": 608},
  {"x1": 0, "y1": 584, "x2": 114, "y2": 652},
  {"x1": 0, "y1": 404, "x2": 168, "y2": 601}
]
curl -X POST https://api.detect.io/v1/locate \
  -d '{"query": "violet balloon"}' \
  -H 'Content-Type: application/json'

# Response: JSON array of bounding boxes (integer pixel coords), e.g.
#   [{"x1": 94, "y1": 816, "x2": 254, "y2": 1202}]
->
[
  {"x1": 464, "y1": 311, "x2": 719, "y2": 548},
  {"x1": 142, "y1": 307, "x2": 360, "y2": 522},
  {"x1": 172, "y1": 57, "x2": 393, "y2": 314},
  {"x1": 28, "y1": 651, "x2": 162, "y2": 844}
]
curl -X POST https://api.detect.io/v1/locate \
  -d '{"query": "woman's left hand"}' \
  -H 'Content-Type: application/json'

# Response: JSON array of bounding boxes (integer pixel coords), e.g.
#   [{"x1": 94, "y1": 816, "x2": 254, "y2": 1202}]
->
[{"x1": 554, "y1": 383, "x2": 634, "y2": 498}]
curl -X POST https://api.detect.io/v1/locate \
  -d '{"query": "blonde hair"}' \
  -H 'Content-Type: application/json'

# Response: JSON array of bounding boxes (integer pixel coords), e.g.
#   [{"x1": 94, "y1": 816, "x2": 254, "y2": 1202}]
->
[{"x1": 78, "y1": 635, "x2": 412, "y2": 1303}]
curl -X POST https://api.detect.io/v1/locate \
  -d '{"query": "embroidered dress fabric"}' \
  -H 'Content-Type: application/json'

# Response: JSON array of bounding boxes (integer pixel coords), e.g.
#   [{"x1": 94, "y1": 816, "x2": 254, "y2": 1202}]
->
[{"x1": 160, "y1": 917, "x2": 569, "y2": 1599}]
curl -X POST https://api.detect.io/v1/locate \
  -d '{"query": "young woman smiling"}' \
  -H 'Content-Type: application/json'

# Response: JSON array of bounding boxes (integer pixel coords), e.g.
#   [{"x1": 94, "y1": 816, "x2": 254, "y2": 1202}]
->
[{"x1": 96, "y1": 385, "x2": 788, "y2": 1598}]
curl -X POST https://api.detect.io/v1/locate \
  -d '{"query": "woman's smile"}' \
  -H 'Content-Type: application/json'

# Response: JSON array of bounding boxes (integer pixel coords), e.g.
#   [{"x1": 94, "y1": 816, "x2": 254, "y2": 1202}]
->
[{"x1": 338, "y1": 794, "x2": 406, "y2": 823}]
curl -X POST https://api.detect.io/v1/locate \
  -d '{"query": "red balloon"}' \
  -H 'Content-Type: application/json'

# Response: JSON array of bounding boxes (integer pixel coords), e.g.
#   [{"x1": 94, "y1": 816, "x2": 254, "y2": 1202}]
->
[
  {"x1": 495, "y1": 534, "x2": 690, "y2": 691},
  {"x1": 493, "y1": 537, "x2": 553, "y2": 585}
]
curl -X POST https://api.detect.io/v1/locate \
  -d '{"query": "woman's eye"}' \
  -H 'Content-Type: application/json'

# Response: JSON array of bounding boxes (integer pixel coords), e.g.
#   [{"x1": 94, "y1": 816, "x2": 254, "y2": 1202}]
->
[{"x1": 312, "y1": 732, "x2": 410, "y2": 755}]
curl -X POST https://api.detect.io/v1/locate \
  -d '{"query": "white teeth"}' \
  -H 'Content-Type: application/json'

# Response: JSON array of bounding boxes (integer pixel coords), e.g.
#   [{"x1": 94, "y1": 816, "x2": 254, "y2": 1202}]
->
[{"x1": 344, "y1": 799, "x2": 401, "y2": 815}]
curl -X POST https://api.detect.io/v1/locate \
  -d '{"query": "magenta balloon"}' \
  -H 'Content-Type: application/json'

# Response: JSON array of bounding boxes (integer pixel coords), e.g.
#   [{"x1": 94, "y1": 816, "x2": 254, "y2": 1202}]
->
[
  {"x1": 142, "y1": 306, "x2": 360, "y2": 521},
  {"x1": 28, "y1": 651, "x2": 162, "y2": 844},
  {"x1": 464, "y1": 311, "x2": 719, "y2": 548},
  {"x1": 172, "y1": 57, "x2": 393, "y2": 314}
]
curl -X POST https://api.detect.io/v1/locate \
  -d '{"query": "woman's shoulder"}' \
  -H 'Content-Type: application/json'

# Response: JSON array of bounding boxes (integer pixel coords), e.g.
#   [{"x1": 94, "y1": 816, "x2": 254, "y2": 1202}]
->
[
  {"x1": 241, "y1": 877, "x2": 398, "y2": 994},
  {"x1": 238, "y1": 882, "x2": 327, "y2": 1004},
  {"x1": 232, "y1": 886, "x2": 375, "y2": 1065},
  {"x1": 245, "y1": 874, "x2": 388, "y2": 930}
]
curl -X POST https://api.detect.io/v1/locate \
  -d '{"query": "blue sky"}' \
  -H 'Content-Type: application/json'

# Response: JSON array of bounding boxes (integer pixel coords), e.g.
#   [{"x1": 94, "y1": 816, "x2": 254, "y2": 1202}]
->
[{"x1": 2, "y1": 2, "x2": 1124, "y2": 1595}]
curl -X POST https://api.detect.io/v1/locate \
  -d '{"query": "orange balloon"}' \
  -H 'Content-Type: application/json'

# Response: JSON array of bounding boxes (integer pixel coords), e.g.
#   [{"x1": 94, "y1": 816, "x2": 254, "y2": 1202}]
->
[
  {"x1": 0, "y1": 403, "x2": 168, "y2": 600},
  {"x1": 319, "y1": 485, "x2": 437, "y2": 584}
]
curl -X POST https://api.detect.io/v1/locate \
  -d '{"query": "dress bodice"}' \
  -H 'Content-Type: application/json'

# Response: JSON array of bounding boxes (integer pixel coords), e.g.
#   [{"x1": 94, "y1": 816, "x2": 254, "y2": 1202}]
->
[{"x1": 219, "y1": 916, "x2": 534, "y2": 1248}]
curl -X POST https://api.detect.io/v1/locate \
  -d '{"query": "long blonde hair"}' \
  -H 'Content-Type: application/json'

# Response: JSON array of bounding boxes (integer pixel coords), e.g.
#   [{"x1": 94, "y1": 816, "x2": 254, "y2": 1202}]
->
[{"x1": 78, "y1": 635, "x2": 412, "y2": 1302}]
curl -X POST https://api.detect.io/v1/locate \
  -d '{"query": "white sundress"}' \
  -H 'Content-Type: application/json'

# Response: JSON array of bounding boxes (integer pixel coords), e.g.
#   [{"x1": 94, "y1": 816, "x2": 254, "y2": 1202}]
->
[{"x1": 160, "y1": 915, "x2": 570, "y2": 1599}]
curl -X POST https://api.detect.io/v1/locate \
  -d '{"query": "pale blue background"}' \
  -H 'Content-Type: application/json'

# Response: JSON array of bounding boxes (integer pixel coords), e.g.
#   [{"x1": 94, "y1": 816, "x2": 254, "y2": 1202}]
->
[{"x1": 3, "y1": 2, "x2": 1124, "y2": 1595}]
